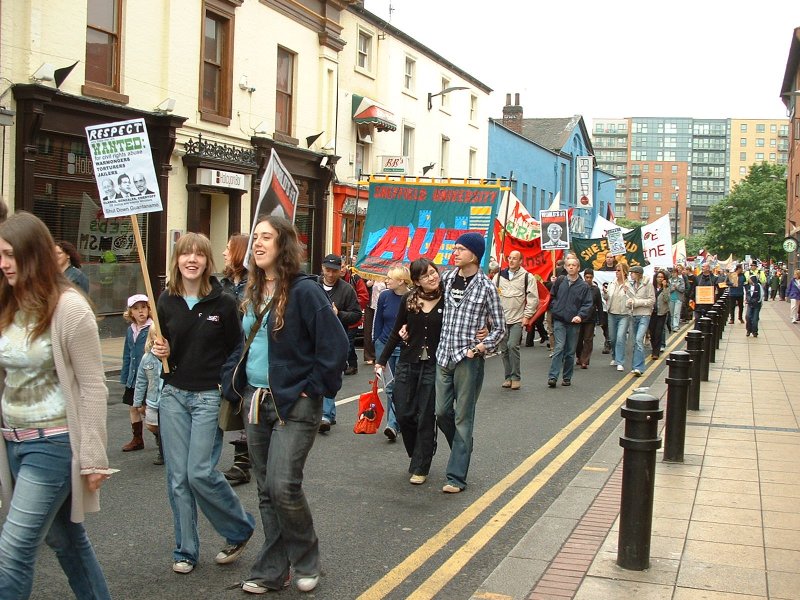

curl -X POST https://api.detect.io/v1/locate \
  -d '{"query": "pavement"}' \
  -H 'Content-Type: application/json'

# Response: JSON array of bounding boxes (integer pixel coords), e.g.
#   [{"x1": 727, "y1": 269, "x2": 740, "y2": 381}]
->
[{"x1": 471, "y1": 299, "x2": 800, "y2": 600}]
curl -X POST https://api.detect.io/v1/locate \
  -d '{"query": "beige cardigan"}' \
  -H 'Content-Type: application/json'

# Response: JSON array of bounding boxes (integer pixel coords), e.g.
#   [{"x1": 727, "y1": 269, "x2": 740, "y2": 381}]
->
[{"x1": 0, "y1": 289, "x2": 109, "y2": 523}]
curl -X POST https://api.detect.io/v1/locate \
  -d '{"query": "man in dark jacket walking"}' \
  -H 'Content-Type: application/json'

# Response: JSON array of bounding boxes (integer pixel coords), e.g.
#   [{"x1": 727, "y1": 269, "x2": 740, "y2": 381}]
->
[
  {"x1": 318, "y1": 254, "x2": 361, "y2": 431},
  {"x1": 547, "y1": 257, "x2": 593, "y2": 387}
]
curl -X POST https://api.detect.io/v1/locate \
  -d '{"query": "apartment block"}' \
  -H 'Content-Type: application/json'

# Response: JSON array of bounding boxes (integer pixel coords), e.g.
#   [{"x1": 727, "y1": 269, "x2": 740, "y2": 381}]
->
[{"x1": 593, "y1": 116, "x2": 789, "y2": 238}]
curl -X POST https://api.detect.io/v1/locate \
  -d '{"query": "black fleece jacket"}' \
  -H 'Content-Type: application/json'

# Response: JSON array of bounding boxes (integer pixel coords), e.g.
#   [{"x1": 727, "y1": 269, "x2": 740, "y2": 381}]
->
[
  {"x1": 157, "y1": 278, "x2": 242, "y2": 391},
  {"x1": 223, "y1": 274, "x2": 349, "y2": 421}
]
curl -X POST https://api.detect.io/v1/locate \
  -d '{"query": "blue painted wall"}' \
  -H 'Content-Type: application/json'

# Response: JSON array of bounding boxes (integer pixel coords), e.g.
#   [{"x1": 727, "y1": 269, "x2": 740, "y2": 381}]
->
[{"x1": 488, "y1": 120, "x2": 617, "y2": 238}]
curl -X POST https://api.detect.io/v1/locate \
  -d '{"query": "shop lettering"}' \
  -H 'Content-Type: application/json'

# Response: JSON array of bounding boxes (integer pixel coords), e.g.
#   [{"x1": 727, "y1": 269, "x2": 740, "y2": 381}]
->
[{"x1": 215, "y1": 171, "x2": 244, "y2": 187}]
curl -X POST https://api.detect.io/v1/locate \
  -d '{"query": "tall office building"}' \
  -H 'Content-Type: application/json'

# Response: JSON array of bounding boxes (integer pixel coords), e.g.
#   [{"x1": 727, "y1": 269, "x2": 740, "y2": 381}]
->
[{"x1": 592, "y1": 117, "x2": 788, "y2": 238}]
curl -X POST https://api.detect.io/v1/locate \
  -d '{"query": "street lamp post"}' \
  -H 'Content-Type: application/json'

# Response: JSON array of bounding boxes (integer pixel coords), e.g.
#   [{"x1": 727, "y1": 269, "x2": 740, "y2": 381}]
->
[{"x1": 764, "y1": 233, "x2": 777, "y2": 284}]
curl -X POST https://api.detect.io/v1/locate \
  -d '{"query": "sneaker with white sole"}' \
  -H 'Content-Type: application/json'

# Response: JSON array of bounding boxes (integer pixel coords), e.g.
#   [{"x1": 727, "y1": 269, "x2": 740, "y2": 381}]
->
[
  {"x1": 242, "y1": 577, "x2": 291, "y2": 594},
  {"x1": 172, "y1": 560, "x2": 194, "y2": 574},
  {"x1": 295, "y1": 574, "x2": 319, "y2": 592},
  {"x1": 442, "y1": 483, "x2": 463, "y2": 493},
  {"x1": 616, "y1": 364, "x2": 624, "y2": 372},
  {"x1": 409, "y1": 474, "x2": 426, "y2": 485},
  {"x1": 610, "y1": 360, "x2": 618, "y2": 366},
  {"x1": 383, "y1": 426, "x2": 397, "y2": 442},
  {"x1": 215, "y1": 531, "x2": 253, "y2": 564},
  {"x1": 631, "y1": 369, "x2": 643, "y2": 377}
]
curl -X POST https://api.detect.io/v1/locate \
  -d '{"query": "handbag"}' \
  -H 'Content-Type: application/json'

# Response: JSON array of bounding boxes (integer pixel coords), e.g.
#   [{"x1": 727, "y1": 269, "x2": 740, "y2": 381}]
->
[
  {"x1": 218, "y1": 396, "x2": 244, "y2": 431},
  {"x1": 220, "y1": 303, "x2": 270, "y2": 403},
  {"x1": 353, "y1": 379, "x2": 385, "y2": 435}
]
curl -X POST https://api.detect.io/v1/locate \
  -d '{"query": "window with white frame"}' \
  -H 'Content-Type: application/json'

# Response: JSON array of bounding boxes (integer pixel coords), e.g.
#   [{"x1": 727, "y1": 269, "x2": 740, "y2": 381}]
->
[
  {"x1": 402, "y1": 125, "x2": 414, "y2": 164},
  {"x1": 469, "y1": 95, "x2": 478, "y2": 123},
  {"x1": 403, "y1": 56, "x2": 415, "y2": 92},
  {"x1": 469, "y1": 148, "x2": 477, "y2": 178},
  {"x1": 440, "y1": 135, "x2": 450, "y2": 177},
  {"x1": 357, "y1": 29, "x2": 372, "y2": 73},
  {"x1": 439, "y1": 77, "x2": 451, "y2": 111}
]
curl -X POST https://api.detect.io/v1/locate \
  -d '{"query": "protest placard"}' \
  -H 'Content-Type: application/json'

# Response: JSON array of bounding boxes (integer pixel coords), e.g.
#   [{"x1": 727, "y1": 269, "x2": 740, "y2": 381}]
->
[{"x1": 540, "y1": 210, "x2": 570, "y2": 251}]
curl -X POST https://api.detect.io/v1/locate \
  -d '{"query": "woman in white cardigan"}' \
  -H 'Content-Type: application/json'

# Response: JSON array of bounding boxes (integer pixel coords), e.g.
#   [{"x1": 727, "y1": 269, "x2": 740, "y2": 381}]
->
[{"x1": 0, "y1": 211, "x2": 112, "y2": 599}]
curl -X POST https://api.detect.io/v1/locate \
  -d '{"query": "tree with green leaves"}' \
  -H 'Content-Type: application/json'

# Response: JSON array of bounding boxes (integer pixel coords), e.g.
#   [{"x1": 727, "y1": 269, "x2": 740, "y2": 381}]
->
[
  {"x1": 614, "y1": 216, "x2": 645, "y2": 230},
  {"x1": 703, "y1": 163, "x2": 786, "y2": 261}
]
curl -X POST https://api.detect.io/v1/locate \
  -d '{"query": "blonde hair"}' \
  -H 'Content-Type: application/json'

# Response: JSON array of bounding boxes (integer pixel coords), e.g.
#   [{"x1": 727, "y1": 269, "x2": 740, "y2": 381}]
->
[
  {"x1": 387, "y1": 265, "x2": 411, "y2": 286},
  {"x1": 167, "y1": 233, "x2": 216, "y2": 297},
  {"x1": 122, "y1": 299, "x2": 151, "y2": 324},
  {"x1": 616, "y1": 262, "x2": 630, "y2": 277},
  {"x1": 144, "y1": 326, "x2": 158, "y2": 352}
]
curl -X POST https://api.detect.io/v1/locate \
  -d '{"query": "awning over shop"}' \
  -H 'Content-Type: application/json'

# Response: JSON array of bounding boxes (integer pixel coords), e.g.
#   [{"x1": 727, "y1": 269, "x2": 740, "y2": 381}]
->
[{"x1": 351, "y1": 94, "x2": 397, "y2": 132}]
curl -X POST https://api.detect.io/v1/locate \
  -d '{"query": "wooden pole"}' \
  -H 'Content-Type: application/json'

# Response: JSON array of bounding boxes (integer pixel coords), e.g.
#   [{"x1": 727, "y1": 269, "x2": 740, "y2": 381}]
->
[{"x1": 130, "y1": 214, "x2": 169, "y2": 373}]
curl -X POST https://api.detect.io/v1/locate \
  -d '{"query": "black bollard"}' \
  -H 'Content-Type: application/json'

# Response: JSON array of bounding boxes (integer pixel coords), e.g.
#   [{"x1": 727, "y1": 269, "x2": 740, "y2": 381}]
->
[
  {"x1": 686, "y1": 330, "x2": 703, "y2": 411},
  {"x1": 698, "y1": 317, "x2": 712, "y2": 382},
  {"x1": 617, "y1": 393, "x2": 663, "y2": 571},
  {"x1": 713, "y1": 302, "x2": 724, "y2": 348},
  {"x1": 663, "y1": 351, "x2": 691, "y2": 462},
  {"x1": 705, "y1": 310, "x2": 717, "y2": 364}
]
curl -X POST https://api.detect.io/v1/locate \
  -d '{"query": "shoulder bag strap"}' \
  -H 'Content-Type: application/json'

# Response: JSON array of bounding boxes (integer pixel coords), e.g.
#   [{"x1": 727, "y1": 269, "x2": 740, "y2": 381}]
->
[{"x1": 242, "y1": 302, "x2": 270, "y2": 355}]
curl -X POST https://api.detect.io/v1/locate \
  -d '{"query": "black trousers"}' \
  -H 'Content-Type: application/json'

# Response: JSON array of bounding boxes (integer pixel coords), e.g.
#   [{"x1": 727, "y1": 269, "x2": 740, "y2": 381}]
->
[{"x1": 727, "y1": 296, "x2": 744, "y2": 322}]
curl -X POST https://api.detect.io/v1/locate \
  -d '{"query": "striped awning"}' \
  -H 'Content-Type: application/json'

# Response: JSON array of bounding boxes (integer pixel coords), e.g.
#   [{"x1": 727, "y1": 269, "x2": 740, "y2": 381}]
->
[{"x1": 352, "y1": 94, "x2": 397, "y2": 132}]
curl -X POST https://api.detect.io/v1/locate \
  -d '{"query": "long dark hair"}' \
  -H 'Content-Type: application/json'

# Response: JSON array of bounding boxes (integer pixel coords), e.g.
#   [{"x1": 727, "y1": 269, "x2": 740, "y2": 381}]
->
[
  {"x1": 406, "y1": 258, "x2": 441, "y2": 313},
  {"x1": 0, "y1": 212, "x2": 71, "y2": 341},
  {"x1": 56, "y1": 240, "x2": 82, "y2": 268},
  {"x1": 243, "y1": 215, "x2": 302, "y2": 335}
]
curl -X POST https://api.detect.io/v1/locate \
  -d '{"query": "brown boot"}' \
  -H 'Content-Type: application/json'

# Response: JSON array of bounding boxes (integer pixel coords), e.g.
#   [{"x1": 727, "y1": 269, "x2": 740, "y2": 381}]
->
[{"x1": 122, "y1": 421, "x2": 144, "y2": 452}]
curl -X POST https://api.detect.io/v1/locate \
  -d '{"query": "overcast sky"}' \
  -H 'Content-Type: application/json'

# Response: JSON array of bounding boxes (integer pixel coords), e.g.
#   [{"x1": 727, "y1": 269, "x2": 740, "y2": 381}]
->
[{"x1": 364, "y1": 0, "x2": 799, "y2": 127}]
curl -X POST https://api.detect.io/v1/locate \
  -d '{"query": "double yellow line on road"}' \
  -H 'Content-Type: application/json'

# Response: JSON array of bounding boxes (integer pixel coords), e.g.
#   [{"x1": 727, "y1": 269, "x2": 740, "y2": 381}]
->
[{"x1": 358, "y1": 328, "x2": 687, "y2": 599}]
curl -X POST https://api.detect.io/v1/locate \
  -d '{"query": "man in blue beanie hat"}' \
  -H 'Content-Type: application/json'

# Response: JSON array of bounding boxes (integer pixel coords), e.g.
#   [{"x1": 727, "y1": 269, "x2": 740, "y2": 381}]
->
[{"x1": 435, "y1": 232, "x2": 505, "y2": 493}]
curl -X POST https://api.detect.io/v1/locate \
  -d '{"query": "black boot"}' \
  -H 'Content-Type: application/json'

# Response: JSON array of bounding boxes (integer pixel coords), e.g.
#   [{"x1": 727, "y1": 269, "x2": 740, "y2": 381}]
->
[{"x1": 223, "y1": 440, "x2": 251, "y2": 485}]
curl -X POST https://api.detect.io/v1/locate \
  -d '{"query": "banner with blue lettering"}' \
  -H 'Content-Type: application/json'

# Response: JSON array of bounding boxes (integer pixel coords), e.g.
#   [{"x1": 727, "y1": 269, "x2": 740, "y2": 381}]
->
[{"x1": 355, "y1": 177, "x2": 502, "y2": 278}]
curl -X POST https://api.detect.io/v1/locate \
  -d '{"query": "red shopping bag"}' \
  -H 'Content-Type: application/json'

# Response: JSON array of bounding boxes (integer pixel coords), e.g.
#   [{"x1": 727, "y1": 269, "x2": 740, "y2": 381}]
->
[{"x1": 353, "y1": 379, "x2": 384, "y2": 434}]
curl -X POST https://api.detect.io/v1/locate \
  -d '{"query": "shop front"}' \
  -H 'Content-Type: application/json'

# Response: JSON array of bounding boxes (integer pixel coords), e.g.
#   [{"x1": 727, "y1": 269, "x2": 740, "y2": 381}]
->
[{"x1": 12, "y1": 84, "x2": 185, "y2": 337}]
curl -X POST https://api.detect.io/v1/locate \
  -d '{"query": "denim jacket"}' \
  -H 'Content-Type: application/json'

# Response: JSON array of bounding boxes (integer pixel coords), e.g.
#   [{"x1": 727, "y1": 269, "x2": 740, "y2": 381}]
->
[{"x1": 132, "y1": 351, "x2": 162, "y2": 409}]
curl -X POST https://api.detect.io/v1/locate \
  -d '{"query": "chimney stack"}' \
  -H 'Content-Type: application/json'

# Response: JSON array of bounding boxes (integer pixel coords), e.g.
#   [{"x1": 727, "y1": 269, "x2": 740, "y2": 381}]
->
[{"x1": 502, "y1": 92, "x2": 523, "y2": 134}]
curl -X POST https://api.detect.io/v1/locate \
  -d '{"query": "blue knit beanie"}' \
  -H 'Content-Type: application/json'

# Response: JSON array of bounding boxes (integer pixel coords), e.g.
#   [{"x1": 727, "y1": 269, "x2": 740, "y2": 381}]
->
[{"x1": 455, "y1": 232, "x2": 485, "y2": 263}]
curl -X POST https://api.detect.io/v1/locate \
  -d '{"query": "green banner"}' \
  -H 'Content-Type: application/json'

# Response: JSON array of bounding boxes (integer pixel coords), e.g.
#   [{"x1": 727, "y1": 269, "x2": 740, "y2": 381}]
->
[
  {"x1": 572, "y1": 227, "x2": 645, "y2": 270},
  {"x1": 355, "y1": 178, "x2": 502, "y2": 278}
]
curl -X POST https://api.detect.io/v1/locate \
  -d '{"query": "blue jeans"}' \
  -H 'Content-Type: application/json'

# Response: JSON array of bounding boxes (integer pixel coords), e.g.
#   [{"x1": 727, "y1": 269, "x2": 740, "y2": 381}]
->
[
  {"x1": 607, "y1": 313, "x2": 630, "y2": 366},
  {"x1": 374, "y1": 338, "x2": 399, "y2": 431},
  {"x1": 0, "y1": 434, "x2": 110, "y2": 599},
  {"x1": 245, "y1": 388, "x2": 322, "y2": 588},
  {"x1": 435, "y1": 356, "x2": 485, "y2": 489},
  {"x1": 159, "y1": 385, "x2": 255, "y2": 565},
  {"x1": 322, "y1": 396, "x2": 336, "y2": 423},
  {"x1": 669, "y1": 297, "x2": 682, "y2": 331},
  {"x1": 629, "y1": 314, "x2": 651, "y2": 372},
  {"x1": 499, "y1": 322, "x2": 523, "y2": 381},
  {"x1": 548, "y1": 320, "x2": 580, "y2": 381},
  {"x1": 746, "y1": 304, "x2": 761, "y2": 335}
]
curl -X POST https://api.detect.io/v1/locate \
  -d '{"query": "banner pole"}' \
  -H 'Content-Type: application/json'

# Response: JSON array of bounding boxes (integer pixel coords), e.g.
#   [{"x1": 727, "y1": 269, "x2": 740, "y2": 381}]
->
[
  {"x1": 499, "y1": 171, "x2": 514, "y2": 267},
  {"x1": 130, "y1": 214, "x2": 169, "y2": 373},
  {"x1": 551, "y1": 250, "x2": 556, "y2": 278}
]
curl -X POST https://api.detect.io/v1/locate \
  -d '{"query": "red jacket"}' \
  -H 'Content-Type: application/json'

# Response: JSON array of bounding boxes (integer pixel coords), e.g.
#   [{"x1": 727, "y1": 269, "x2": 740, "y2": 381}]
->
[{"x1": 342, "y1": 269, "x2": 368, "y2": 328}]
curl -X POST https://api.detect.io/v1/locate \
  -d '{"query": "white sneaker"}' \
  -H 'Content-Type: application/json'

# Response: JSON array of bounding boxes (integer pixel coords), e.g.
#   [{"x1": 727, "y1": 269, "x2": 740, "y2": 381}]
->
[
  {"x1": 295, "y1": 575, "x2": 319, "y2": 592},
  {"x1": 616, "y1": 365, "x2": 624, "y2": 372},
  {"x1": 610, "y1": 360, "x2": 618, "y2": 366},
  {"x1": 172, "y1": 560, "x2": 194, "y2": 574}
]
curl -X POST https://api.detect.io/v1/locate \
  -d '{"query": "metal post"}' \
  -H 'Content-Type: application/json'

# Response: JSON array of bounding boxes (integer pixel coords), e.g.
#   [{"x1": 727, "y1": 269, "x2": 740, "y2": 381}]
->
[
  {"x1": 663, "y1": 351, "x2": 691, "y2": 462},
  {"x1": 705, "y1": 310, "x2": 717, "y2": 363},
  {"x1": 713, "y1": 302, "x2": 724, "y2": 348},
  {"x1": 698, "y1": 317, "x2": 712, "y2": 381},
  {"x1": 617, "y1": 393, "x2": 663, "y2": 571},
  {"x1": 686, "y1": 330, "x2": 703, "y2": 411}
]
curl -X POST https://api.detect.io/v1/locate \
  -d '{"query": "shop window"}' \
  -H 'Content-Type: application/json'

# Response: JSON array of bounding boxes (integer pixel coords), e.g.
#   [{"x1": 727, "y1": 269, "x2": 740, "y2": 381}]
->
[
  {"x1": 200, "y1": 1, "x2": 235, "y2": 125},
  {"x1": 33, "y1": 133, "x2": 148, "y2": 315},
  {"x1": 83, "y1": 0, "x2": 128, "y2": 103},
  {"x1": 275, "y1": 47, "x2": 295, "y2": 136}
]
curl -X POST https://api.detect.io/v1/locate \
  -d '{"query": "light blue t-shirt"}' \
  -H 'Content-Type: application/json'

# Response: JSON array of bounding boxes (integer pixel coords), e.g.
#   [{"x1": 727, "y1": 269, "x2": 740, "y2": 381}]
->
[
  {"x1": 242, "y1": 305, "x2": 269, "y2": 389},
  {"x1": 184, "y1": 296, "x2": 199, "y2": 310}
]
